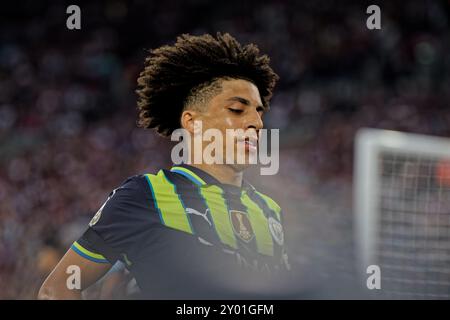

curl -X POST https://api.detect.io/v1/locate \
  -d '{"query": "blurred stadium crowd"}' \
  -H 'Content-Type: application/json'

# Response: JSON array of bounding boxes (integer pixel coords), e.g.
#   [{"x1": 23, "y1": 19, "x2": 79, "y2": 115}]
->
[{"x1": 0, "y1": 0, "x2": 449, "y2": 298}]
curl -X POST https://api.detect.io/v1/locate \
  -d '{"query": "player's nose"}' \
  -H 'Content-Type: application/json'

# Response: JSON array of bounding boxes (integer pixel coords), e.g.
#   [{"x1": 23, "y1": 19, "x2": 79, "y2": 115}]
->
[{"x1": 246, "y1": 108, "x2": 263, "y2": 131}]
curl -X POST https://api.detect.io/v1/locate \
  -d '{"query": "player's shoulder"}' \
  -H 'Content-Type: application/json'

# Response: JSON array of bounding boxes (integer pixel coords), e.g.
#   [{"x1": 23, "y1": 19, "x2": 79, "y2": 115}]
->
[
  {"x1": 141, "y1": 168, "x2": 189, "y2": 192},
  {"x1": 99, "y1": 173, "x2": 155, "y2": 209},
  {"x1": 121, "y1": 169, "x2": 183, "y2": 200},
  {"x1": 88, "y1": 173, "x2": 160, "y2": 227},
  {"x1": 251, "y1": 188, "x2": 282, "y2": 217},
  {"x1": 116, "y1": 171, "x2": 163, "y2": 195},
  {"x1": 118, "y1": 174, "x2": 148, "y2": 190}
]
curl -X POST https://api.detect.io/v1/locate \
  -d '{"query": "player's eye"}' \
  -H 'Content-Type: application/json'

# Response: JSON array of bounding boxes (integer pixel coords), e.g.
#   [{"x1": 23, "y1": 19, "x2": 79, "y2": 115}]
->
[{"x1": 228, "y1": 108, "x2": 243, "y2": 114}]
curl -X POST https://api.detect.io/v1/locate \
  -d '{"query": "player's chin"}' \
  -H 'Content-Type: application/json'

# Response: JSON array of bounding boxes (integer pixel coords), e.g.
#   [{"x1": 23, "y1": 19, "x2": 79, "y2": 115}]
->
[
  {"x1": 228, "y1": 156, "x2": 258, "y2": 171},
  {"x1": 228, "y1": 163, "x2": 252, "y2": 172},
  {"x1": 224, "y1": 147, "x2": 259, "y2": 170}
]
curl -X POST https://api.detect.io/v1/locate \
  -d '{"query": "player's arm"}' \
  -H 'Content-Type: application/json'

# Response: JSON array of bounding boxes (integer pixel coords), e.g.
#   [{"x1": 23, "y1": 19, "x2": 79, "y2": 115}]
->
[
  {"x1": 99, "y1": 262, "x2": 129, "y2": 299},
  {"x1": 38, "y1": 247, "x2": 112, "y2": 300},
  {"x1": 38, "y1": 175, "x2": 150, "y2": 300}
]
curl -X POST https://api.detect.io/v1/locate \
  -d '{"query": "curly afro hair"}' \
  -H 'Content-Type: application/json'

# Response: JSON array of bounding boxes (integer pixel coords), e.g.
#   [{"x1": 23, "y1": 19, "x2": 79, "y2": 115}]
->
[{"x1": 136, "y1": 32, "x2": 279, "y2": 137}]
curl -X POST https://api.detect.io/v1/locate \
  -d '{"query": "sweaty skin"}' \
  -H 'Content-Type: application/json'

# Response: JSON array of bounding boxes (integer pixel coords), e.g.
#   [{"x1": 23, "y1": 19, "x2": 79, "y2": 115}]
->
[
  {"x1": 181, "y1": 78, "x2": 265, "y2": 187},
  {"x1": 38, "y1": 248, "x2": 111, "y2": 299},
  {"x1": 38, "y1": 78, "x2": 265, "y2": 299}
]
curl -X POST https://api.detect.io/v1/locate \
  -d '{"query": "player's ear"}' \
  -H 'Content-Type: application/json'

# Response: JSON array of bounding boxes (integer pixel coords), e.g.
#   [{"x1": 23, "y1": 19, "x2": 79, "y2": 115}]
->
[{"x1": 180, "y1": 110, "x2": 197, "y2": 135}]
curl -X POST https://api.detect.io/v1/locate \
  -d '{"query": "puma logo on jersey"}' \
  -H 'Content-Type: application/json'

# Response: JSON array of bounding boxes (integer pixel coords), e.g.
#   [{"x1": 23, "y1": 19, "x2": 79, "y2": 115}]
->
[{"x1": 185, "y1": 208, "x2": 212, "y2": 226}]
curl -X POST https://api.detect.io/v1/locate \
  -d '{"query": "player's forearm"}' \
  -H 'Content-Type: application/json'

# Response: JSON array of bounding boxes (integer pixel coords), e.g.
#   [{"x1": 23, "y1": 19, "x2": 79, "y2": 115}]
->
[{"x1": 38, "y1": 282, "x2": 82, "y2": 300}]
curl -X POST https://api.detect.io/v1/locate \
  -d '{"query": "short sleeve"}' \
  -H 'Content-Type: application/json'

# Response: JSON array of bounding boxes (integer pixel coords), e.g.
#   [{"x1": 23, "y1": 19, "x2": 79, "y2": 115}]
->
[{"x1": 72, "y1": 175, "x2": 156, "y2": 265}]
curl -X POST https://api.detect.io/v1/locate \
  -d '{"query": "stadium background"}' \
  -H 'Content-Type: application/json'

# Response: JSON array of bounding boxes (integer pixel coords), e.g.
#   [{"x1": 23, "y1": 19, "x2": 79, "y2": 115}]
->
[{"x1": 0, "y1": 0, "x2": 449, "y2": 298}]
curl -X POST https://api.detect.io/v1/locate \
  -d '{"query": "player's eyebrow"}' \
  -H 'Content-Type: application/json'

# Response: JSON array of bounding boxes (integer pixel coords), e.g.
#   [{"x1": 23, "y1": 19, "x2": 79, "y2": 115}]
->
[{"x1": 226, "y1": 96, "x2": 266, "y2": 111}]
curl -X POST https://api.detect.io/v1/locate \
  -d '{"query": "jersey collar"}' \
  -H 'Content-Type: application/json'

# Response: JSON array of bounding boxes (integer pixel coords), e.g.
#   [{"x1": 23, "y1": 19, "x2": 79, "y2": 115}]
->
[{"x1": 170, "y1": 164, "x2": 256, "y2": 193}]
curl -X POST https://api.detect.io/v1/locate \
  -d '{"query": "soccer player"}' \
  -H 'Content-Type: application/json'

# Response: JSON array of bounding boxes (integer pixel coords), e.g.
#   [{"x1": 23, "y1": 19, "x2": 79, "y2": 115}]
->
[{"x1": 38, "y1": 33, "x2": 291, "y2": 299}]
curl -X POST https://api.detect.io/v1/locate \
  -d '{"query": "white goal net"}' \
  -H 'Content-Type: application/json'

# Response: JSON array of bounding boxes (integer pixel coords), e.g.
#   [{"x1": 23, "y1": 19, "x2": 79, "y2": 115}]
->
[{"x1": 354, "y1": 128, "x2": 450, "y2": 299}]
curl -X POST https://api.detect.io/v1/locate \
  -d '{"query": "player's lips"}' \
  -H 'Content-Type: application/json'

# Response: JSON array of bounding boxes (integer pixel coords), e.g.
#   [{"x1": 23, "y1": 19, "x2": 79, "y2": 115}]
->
[{"x1": 241, "y1": 137, "x2": 258, "y2": 152}]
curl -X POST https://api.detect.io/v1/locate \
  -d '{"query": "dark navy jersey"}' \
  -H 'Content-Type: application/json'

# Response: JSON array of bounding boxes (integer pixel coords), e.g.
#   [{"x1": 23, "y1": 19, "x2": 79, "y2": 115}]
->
[{"x1": 73, "y1": 164, "x2": 291, "y2": 299}]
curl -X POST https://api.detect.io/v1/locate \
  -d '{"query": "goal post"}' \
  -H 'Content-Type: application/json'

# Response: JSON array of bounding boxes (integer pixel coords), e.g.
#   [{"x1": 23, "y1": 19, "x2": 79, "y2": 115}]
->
[{"x1": 354, "y1": 128, "x2": 450, "y2": 299}]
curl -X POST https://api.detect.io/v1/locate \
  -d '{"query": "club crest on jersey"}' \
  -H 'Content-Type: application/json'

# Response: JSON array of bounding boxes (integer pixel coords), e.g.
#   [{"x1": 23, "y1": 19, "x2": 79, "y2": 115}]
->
[
  {"x1": 89, "y1": 208, "x2": 102, "y2": 227},
  {"x1": 230, "y1": 210, "x2": 254, "y2": 243},
  {"x1": 268, "y1": 216, "x2": 284, "y2": 246},
  {"x1": 89, "y1": 188, "x2": 117, "y2": 227}
]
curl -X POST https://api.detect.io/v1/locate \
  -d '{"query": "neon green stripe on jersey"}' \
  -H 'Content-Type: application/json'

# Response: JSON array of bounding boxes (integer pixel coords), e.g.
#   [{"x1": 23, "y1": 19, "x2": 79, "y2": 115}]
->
[
  {"x1": 199, "y1": 185, "x2": 238, "y2": 249},
  {"x1": 255, "y1": 191, "x2": 281, "y2": 221},
  {"x1": 170, "y1": 166, "x2": 207, "y2": 186},
  {"x1": 145, "y1": 171, "x2": 193, "y2": 234},
  {"x1": 241, "y1": 193, "x2": 274, "y2": 256}
]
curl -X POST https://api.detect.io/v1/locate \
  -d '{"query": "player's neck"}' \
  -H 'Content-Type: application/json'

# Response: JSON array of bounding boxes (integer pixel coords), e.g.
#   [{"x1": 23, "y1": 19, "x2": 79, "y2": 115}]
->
[{"x1": 190, "y1": 163, "x2": 243, "y2": 187}]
